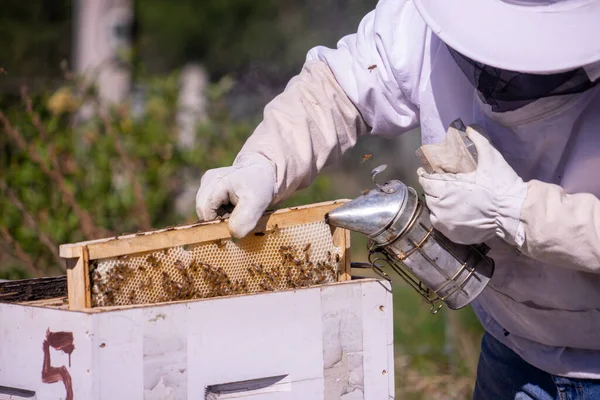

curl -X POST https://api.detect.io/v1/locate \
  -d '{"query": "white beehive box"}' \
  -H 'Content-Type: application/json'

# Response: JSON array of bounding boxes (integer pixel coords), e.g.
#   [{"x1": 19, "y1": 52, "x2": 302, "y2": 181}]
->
[
  {"x1": 0, "y1": 200, "x2": 395, "y2": 399},
  {"x1": 0, "y1": 278, "x2": 394, "y2": 400}
]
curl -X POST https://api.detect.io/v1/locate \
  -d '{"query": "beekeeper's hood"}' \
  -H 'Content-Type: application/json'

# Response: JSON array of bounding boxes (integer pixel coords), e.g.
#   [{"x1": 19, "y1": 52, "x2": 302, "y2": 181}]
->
[{"x1": 412, "y1": 0, "x2": 600, "y2": 111}]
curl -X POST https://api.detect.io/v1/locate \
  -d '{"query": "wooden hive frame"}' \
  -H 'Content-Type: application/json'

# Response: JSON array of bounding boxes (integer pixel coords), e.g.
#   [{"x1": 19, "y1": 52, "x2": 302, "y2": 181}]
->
[{"x1": 59, "y1": 200, "x2": 351, "y2": 310}]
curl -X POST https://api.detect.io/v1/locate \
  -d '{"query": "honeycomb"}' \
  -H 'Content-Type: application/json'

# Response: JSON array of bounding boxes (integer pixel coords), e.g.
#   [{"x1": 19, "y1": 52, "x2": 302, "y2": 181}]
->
[{"x1": 89, "y1": 221, "x2": 343, "y2": 307}]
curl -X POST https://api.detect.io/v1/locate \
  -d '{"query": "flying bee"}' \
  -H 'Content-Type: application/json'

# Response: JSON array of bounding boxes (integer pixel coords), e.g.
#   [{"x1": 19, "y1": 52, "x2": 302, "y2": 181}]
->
[
  {"x1": 361, "y1": 154, "x2": 373, "y2": 163},
  {"x1": 367, "y1": 65, "x2": 377, "y2": 72}
]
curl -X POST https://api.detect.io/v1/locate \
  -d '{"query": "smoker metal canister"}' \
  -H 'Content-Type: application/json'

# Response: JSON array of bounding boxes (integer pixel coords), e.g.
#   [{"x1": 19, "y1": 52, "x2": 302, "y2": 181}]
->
[{"x1": 326, "y1": 174, "x2": 494, "y2": 311}]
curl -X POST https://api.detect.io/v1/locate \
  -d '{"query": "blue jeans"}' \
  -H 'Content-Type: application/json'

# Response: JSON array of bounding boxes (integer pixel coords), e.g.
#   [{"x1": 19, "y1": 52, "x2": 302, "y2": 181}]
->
[{"x1": 473, "y1": 332, "x2": 600, "y2": 400}]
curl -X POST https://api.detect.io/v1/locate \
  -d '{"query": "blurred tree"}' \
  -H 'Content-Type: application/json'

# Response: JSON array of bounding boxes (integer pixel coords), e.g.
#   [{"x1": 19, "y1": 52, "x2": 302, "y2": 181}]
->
[
  {"x1": 137, "y1": 0, "x2": 374, "y2": 80},
  {"x1": 0, "y1": 0, "x2": 71, "y2": 90}
]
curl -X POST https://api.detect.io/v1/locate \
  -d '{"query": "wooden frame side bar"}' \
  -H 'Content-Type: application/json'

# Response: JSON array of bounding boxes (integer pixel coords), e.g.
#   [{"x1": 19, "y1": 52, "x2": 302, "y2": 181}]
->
[
  {"x1": 66, "y1": 245, "x2": 91, "y2": 310},
  {"x1": 332, "y1": 227, "x2": 352, "y2": 282}
]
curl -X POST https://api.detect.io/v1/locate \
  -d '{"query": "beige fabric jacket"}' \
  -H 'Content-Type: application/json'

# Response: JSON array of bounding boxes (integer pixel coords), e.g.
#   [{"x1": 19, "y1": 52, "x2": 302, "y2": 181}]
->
[{"x1": 237, "y1": 0, "x2": 600, "y2": 378}]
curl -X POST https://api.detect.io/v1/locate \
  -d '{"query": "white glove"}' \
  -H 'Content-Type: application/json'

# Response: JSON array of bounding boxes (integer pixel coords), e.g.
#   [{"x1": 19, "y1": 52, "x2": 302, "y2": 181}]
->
[
  {"x1": 417, "y1": 127, "x2": 528, "y2": 246},
  {"x1": 195, "y1": 153, "x2": 277, "y2": 238}
]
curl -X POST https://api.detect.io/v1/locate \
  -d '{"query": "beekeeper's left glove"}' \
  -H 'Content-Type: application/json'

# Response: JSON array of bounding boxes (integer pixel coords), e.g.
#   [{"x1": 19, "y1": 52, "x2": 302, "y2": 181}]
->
[{"x1": 417, "y1": 127, "x2": 528, "y2": 246}]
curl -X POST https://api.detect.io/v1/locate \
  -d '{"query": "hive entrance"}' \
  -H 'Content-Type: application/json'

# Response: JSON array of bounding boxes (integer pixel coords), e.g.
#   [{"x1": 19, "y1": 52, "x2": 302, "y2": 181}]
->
[{"x1": 60, "y1": 201, "x2": 351, "y2": 309}]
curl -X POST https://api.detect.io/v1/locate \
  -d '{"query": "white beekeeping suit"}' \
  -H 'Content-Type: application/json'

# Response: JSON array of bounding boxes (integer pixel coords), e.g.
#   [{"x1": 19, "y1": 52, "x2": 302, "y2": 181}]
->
[{"x1": 196, "y1": 0, "x2": 600, "y2": 379}]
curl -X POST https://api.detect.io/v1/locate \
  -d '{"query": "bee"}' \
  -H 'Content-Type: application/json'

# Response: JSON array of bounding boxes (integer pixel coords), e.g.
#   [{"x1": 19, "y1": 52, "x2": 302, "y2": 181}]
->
[
  {"x1": 367, "y1": 65, "x2": 377, "y2": 72},
  {"x1": 214, "y1": 239, "x2": 226, "y2": 249},
  {"x1": 303, "y1": 243, "x2": 311, "y2": 253},
  {"x1": 259, "y1": 280, "x2": 274, "y2": 292},
  {"x1": 335, "y1": 254, "x2": 341, "y2": 263},
  {"x1": 146, "y1": 255, "x2": 160, "y2": 268},
  {"x1": 361, "y1": 189, "x2": 370, "y2": 196},
  {"x1": 326, "y1": 251, "x2": 332, "y2": 263},
  {"x1": 128, "y1": 290, "x2": 136, "y2": 302},
  {"x1": 138, "y1": 265, "x2": 146, "y2": 272},
  {"x1": 189, "y1": 260, "x2": 200, "y2": 272},
  {"x1": 252, "y1": 263, "x2": 264, "y2": 275},
  {"x1": 271, "y1": 224, "x2": 280, "y2": 235},
  {"x1": 174, "y1": 259, "x2": 185, "y2": 271},
  {"x1": 361, "y1": 154, "x2": 373, "y2": 163},
  {"x1": 162, "y1": 248, "x2": 170, "y2": 255}
]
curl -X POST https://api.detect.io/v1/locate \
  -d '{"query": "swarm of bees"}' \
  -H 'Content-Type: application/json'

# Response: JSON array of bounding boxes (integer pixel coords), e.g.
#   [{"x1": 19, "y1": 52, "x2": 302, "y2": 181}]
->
[{"x1": 90, "y1": 236, "x2": 342, "y2": 307}]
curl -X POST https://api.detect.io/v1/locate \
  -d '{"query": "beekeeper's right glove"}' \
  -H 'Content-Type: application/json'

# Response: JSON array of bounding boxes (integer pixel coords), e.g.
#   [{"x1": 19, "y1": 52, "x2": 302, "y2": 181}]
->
[
  {"x1": 195, "y1": 153, "x2": 276, "y2": 239},
  {"x1": 195, "y1": 60, "x2": 370, "y2": 238}
]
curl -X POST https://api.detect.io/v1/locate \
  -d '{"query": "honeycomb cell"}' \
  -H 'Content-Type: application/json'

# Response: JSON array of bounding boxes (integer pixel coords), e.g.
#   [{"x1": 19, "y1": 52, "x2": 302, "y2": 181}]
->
[{"x1": 90, "y1": 221, "x2": 343, "y2": 307}]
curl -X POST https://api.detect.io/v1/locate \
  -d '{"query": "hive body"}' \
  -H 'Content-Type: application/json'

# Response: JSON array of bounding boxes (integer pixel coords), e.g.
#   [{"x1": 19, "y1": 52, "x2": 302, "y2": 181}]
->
[{"x1": 0, "y1": 279, "x2": 395, "y2": 400}]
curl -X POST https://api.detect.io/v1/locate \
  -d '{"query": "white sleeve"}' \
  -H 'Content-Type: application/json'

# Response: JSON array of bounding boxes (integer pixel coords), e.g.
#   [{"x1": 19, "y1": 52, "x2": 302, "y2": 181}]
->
[
  {"x1": 307, "y1": 0, "x2": 428, "y2": 137},
  {"x1": 237, "y1": 0, "x2": 429, "y2": 202},
  {"x1": 519, "y1": 180, "x2": 600, "y2": 273}
]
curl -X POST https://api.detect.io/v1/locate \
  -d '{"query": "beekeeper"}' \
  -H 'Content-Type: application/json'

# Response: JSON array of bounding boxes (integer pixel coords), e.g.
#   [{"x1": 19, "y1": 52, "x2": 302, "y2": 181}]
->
[{"x1": 195, "y1": 0, "x2": 600, "y2": 397}]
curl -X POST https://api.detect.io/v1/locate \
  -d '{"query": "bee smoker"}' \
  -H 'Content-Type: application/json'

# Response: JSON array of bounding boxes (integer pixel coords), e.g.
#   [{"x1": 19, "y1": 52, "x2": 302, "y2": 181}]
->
[{"x1": 325, "y1": 120, "x2": 495, "y2": 313}]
